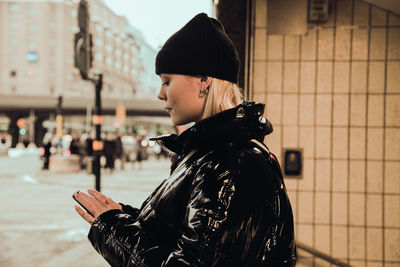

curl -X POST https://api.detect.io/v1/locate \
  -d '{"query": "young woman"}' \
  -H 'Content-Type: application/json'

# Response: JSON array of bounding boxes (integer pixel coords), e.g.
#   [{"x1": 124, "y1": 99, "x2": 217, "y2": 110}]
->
[{"x1": 73, "y1": 13, "x2": 296, "y2": 266}]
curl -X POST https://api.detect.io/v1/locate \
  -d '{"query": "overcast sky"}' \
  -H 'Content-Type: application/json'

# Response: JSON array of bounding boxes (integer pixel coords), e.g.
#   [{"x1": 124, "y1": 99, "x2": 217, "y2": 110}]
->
[{"x1": 103, "y1": 0, "x2": 213, "y2": 49}]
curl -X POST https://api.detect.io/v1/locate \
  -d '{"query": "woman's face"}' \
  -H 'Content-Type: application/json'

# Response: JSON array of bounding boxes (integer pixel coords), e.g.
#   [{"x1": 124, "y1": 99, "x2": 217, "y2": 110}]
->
[{"x1": 157, "y1": 74, "x2": 207, "y2": 126}]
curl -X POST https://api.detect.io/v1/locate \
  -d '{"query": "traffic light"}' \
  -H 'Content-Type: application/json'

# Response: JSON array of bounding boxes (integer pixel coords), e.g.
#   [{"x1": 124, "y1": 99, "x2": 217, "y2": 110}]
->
[{"x1": 74, "y1": 0, "x2": 92, "y2": 79}]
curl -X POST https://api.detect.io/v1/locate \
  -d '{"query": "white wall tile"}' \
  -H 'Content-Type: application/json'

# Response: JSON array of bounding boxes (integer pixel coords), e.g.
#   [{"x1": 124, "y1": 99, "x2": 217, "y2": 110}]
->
[
  {"x1": 284, "y1": 35, "x2": 300, "y2": 60},
  {"x1": 350, "y1": 127, "x2": 366, "y2": 159},
  {"x1": 334, "y1": 62, "x2": 350, "y2": 93},
  {"x1": 385, "y1": 128, "x2": 400, "y2": 160},
  {"x1": 349, "y1": 160, "x2": 366, "y2": 192},
  {"x1": 332, "y1": 192, "x2": 348, "y2": 225},
  {"x1": 352, "y1": 29, "x2": 369, "y2": 60},
  {"x1": 368, "y1": 61, "x2": 385, "y2": 93},
  {"x1": 316, "y1": 94, "x2": 332, "y2": 126},
  {"x1": 283, "y1": 94, "x2": 298, "y2": 125},
  {"x1": 367, "y1": 228, "x2": 383, "y2": 261},
  {"x1": 316, "y1": 127, "x2": 331, "y2": 158},
  {"x1": 367, "y1": 128, "x2": 384, "y2": 160},
  {"x1": 315, "y1": 159, "x2": 331, "y2": 190},
  {"x1": 267, "y1": 61, "x2": 282, "y2": 92},
  {"x1": 317, "y1": 62, "x2": 333, "y2": 93},
  {"x1": 333, "y1": 95, "x2": 349, "y2": 126},
  {"x1": 367, "y1": 95, "x2": 384, "y2": 126},
  {"x1": 282, "y1": 126, "x2": 298, "y2": 147},
  {"x1": 299, "y1": 95, "x2": 314, "y2": 126},
  {"x1": 389, "y1": 13, "x2": 400, "y2": 26},
  {"x1": 387, "y1": 62, "x2": 400, "y2": 93},
  {"x1": 318, "y1": 28, "x2": 334, "y2": 60},
  {"x1": 370, "y1": 28, "x2": 387, "y2": 60},
  {"x1": 299, "y1": 158, "x2": 314, "y2": 190},
  {"x1": 366, "y1": 194, "x2": 383, "y2": 227},
  {"x1": 384, "y1": 195, "x2": 400, "y2": 227},
  {"x1": 332, "y1": 127, "x2": 348, "y2": 159},
  {"x1": 267, "y1": 35, "x2": 283, "y2": 60},
  {"x1": 384, "y1": 161, "x2": 400, "y2": 194},
  {"x1": 384, "y1": 229, "x2": 400, "y2": 261},
  {"x1": 332, "y1": 160, "x2": 348, "y2": 192},
  {"x1": 301, "y1": 29, "x2": 316, "y2": 60},
  {"x1": 299, "y1": 126, "x2": 314, "y2": 158},
  {"x1": 265, "y1": 93, "x2": 281, "y2": 125},
  {"x1": 253, "y1": 61, "x2": 266, "y2": 93},
  {"x1": 332, "y1": 225, "x2": 348, "y2": 259},
  {"x1": 298, "y1": 191, "x2": 313, "y2": 223},
  {"x1": 386, "y1": 95, "x2": 400, "y2": 126},
  {"x1": 335, "y1": 29, "x2": 351, "y2": 60},
  {"x1": 371, "y1": 6, "x2": 387, "y2": 26},
  {"x1": 388, "y1": 28, "x2": 400, "y2": 60},
  {"x1": 351, "y1": 62, "x2": 367, "y2": 93},
  {"x1": 315, "y1": 225, "x2": 331, "y2": 254},
  {"x1": 254, "y1": 29, "x2": 267, "y2": 60},
  {"x1": 350, "y1": 193, "x2": 366, "y2": 225},
  {"x1": 283, "y1": 62, "x2": 299, "y2": 93},
  {"x1": 315, "y1": 192, "x2": 330, "y2": 224},
  {"x1": 300, "y1": 61, "x2": 316, "y2": 93},
  {"x1": 349, "y1": 226, "x2": 366, "y2": 259},
  {"x1": 367, "y1": 161, "x2": 383, "y2": 193},
  {"x1": 350, "y1": 94, "x2": 367, "y2": 126}
]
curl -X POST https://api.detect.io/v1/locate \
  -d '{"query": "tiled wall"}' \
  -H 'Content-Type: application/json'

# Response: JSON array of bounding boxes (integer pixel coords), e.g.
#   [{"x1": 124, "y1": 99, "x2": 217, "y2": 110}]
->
[{"x1": 251, "y1": 0, "x2": 400, "y2": 266}]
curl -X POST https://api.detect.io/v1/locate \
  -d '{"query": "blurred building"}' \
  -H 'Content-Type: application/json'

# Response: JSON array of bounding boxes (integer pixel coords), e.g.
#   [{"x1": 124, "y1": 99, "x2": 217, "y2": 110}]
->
[{"x1": 0, "y1": 0, "x2": 165, "y2": 146}]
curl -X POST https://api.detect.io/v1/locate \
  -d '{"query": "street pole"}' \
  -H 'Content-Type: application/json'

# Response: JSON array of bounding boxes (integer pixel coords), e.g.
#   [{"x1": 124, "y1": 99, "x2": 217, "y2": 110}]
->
[
  {"x1": 74, "y1": 0, "x2": 104, "y2": 191},
  {"x1": 92, "y1": 74, "x2": 103, "y2": 191}
]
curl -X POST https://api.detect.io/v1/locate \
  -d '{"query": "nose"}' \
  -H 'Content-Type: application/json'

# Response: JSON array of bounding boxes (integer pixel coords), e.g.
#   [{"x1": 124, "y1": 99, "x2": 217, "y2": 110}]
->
[{"x1": 157, "y1": 86, "x2": 166, "y2": 101}]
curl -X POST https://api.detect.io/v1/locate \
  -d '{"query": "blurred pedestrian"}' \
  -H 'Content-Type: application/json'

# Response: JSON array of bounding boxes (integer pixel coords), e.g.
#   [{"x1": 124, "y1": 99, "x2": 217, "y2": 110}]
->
[
  {"x1": 42, "y1": 132, "x2": 52, "y2": 170},
  {"x1": 103, "y1": 133, "x2": 116, "y2": 173},
  {"x1": 73, "y1": 13, "x2": 296, "y2": 266},
  {"x1": 114, "y1": 133, "x2": 124, "y2": 170}
]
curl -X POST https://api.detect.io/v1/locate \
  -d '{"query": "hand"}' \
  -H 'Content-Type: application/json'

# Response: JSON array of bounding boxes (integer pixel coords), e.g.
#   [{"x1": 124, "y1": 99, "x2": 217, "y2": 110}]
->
[{"x1": 73, "y1": 189, "x2": 122, "y2": 225}]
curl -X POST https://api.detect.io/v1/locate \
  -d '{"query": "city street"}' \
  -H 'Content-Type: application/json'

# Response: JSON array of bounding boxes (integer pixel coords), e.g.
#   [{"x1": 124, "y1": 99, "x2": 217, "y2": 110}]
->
[{"x1": 0, "y1": 150, "x2": 170, "y2": 267}]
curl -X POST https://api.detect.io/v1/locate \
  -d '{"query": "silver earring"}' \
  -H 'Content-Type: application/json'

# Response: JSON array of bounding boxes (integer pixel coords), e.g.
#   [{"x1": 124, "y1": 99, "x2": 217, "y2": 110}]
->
[{"x1": 199, "y1": 87, "x2": 209, "y2": 98}]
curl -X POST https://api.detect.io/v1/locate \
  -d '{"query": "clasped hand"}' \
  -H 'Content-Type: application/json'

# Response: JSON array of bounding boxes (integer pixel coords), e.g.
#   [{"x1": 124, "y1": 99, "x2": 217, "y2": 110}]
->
[{"x1": 73, "y1": 189, "x2": 122, "y2": 225}]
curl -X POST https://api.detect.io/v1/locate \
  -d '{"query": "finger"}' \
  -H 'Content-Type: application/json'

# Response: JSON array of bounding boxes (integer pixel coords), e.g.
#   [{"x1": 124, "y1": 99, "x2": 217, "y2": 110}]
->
[
  {"x1": 74, "y1": 205, "x2": 95, "y2": 224},
  {"x1": 74, "y1": 192, "x2": 103, "y2": 216},
  {"x1": 88, "y1": 189, "x2": 113, "y2": 207}
]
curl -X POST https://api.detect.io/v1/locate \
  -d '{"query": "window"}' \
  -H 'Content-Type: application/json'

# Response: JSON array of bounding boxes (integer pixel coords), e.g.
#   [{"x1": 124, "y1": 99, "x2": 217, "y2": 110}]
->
[
  {"x1": 29, "y1": 8, "x2": 37, "y2": 16},
  {"x1": 9, "y1": 4, "x2": 18, "y2": 13},
  {"x1": 10, "y1": 22, "x2": 18, "y2": 29},
  {"x1": 10, "y1": 38, "x2": 18, "y2": 45},
  {"x1": 26, "y1": 51, "x2": 38, "y2": 63},
  {"x1": 29, "y1": 24, "x2": 37, "y2": 32},
  {"x1": 10, "y1": 54, "x2": 17, "y2": 62},
  {"x1": 28, "y1": 42, "x2": 37, "y2": 49}
]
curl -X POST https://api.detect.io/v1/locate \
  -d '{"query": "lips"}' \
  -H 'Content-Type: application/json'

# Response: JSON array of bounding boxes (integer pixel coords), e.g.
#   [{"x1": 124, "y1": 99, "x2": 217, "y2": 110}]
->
[{"x1": 165, "y1": 108, "x2": 172, "y2": 114}]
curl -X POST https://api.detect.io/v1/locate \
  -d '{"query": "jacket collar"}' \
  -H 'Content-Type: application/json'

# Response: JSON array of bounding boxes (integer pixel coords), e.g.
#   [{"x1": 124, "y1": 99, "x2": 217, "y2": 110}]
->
[{"x1": 151, "y1": 101, "x2": 273, "y2": 155}]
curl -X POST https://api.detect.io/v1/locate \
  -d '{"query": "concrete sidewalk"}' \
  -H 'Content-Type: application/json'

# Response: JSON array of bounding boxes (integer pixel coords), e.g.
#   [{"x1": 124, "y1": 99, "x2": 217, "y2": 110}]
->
[{"x1": 0, "y1": 154, "x2": 170, "y2": 267}]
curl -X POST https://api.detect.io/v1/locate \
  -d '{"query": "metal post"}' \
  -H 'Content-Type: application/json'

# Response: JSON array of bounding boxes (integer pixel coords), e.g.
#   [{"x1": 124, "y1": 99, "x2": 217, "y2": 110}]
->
[{"x1": 92, "y1": 74, "x2": 102, "y2": 191}]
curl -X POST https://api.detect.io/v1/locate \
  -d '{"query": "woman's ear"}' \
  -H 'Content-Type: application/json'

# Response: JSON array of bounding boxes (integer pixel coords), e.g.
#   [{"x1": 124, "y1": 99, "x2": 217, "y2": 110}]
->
[{"x1": 200, "y1": 76, "x2": 212, "y2": 88}]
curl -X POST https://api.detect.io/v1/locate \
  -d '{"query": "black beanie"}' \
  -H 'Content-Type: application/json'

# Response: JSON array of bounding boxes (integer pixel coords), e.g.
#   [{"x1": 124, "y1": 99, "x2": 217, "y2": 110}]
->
[{"x1": 155, "y1": 13, "x2": 240, "y2": 84}]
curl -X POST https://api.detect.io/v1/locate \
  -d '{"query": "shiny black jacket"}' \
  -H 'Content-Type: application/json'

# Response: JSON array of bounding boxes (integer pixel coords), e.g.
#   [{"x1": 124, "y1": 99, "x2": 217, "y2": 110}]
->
[{"x1": 88, "y1": 102, "x2": 296, "y2": 266}]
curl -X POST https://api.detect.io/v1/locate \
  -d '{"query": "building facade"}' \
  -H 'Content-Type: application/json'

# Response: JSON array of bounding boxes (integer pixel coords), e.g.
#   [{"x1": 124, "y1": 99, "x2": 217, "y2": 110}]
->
[{"x1": 0, "y1": 0, "x2": 164, "y2": 146}]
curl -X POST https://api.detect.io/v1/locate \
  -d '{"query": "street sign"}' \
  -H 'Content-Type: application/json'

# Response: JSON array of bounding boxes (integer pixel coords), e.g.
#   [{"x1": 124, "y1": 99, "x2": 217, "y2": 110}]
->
[
  {"x1": 16, "y1": 118, "x2": 26, "y2": 128},
  {"x1": 116, "y1": 106, "x2": 126, "y2": 125}
]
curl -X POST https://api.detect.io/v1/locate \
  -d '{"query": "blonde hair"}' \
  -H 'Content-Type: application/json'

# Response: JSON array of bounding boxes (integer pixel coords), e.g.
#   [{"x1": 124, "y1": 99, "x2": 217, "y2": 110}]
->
[{"x1": 202, "y1": 78, "x2": 243, "y2": 119}]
